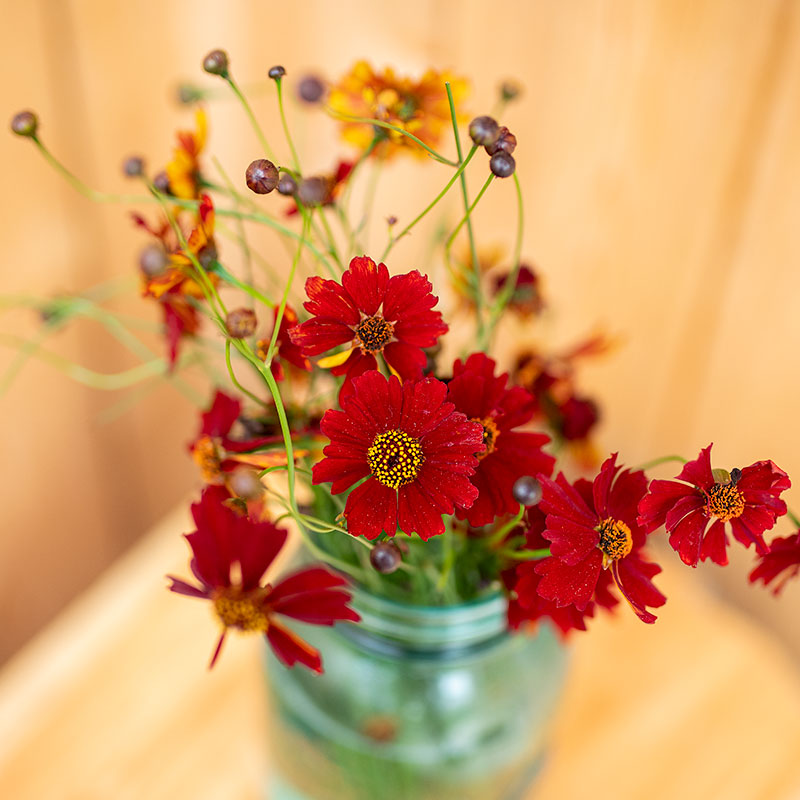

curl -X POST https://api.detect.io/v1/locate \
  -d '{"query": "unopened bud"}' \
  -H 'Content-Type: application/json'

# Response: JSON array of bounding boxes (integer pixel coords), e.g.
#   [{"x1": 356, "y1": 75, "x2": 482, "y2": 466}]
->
[
  {"x1": 489, "y1": 151, "x2": 516, "y2": 178},
  {"x1": 296, "y1": 176, "x2": 328, "y2": 207},
  {"x1": 225, "y1": 307, "x2": 257, "y2": 338},
  {"x1": 177, "y1": 83, "x2": 204, "y2": 105},
  {"x1": 122, "y1": 156, "x2": 145, "y2": 178},
  {"x1": 485, "y1": 127, "x2": 516, "y2": 156},
  {"x1": 245, "y1": 158, "x2": 279, "y2": 194},
  {"x1": 500, "y1": 81, "x2": 521, "y2": 103},
  {"x1": 512, "y1": 476, "x2": 542, "y2": 506},
  {"x1": 152, "y1": 171, "x2": 171, "y2": 194},
  {"x1": 277, "y1": 173, "x2": 298, "y2": 196},
  {"x1": 268, "y1": 65, "x2": 286, "y2": 80},
  {"x1": 202, "y1": 49, "x2": 229, "y2": 77},
  {"x1": 469, "y1": 115, "x2": 499, "y2": 147},
  {"x1": 11, "y1": 110, "x2": 38, "y2": 138},
  {"x1": 139, "y1": 245, "x2": 168, "y2": 277},
  {"x1": 298, "y1": 75, "x2": 325, "y2": 103},
  {"x1": 369, "y1": 541, "x2": 402, "y2": 574},
  {"x1": 229, "y1": 467, "x2": 264, "y2": 500}
]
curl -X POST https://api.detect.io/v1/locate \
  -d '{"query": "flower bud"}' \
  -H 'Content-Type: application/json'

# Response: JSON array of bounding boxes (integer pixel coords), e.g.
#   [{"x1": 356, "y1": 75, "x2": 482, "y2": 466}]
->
[
  {"x1": 296, "y1": 176, "x2": 328, "y2": 207},
  {"x1": 152, "y1": 171, "x2": 171, "y2": 194},
  {"x1": 245, "y1": 158, "x2": 279, "y2": 194},
  {"x1": 229, "y1": 467, "x2": 264, "y2": 500},
  {"x1": 225, "y1": 307, "x2": 257, "y2": 338},
  {"x1": 485, "y1": 127, "x2": 516, "y2": 156},
  {"x1": 177, "y1": 83, "x2": 203, "y2": 105},
  {"x1": 468, "y1": 115, "x2": 499, "y2": 147},
  {"x1": 202, "y1": 49, "x2": 229, "y2": 77},
  {"x1": 277, "y1": 173, "x2": 298, "y2": 196},
  {"x1": 122, "y1": 156, "x2": 145, "y2": 178},
  {"x1": 500, "y1": 81, "x2": 521, "y2": 103},
  {"x1": 512, "y1": 476, "x2": 542, "y2": 506},
  {"x1": 369, "y1": 541, "x2": 402, "y2": 574},
  {"x1": 489, "y1": 151, "x2": 516, "y2": 178},
  {"x1": 139, "y1": 245, "x2": 168, "y2": 277},
  {"x1": 298, "y1": 75, "x2": 325, "y2": 104},
  {"x1": 10, "y1": 110, "x2": 38, "y2": 138},
  {"x1": 268, "y1": 65, "x2": 286, "y2": 80}
]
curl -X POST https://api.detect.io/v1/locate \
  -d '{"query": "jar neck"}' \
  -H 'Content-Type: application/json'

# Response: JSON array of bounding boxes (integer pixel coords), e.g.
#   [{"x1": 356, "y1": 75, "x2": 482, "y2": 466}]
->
[{"x1": 339, "y1": 586, "x2": 509, "y2": 658}]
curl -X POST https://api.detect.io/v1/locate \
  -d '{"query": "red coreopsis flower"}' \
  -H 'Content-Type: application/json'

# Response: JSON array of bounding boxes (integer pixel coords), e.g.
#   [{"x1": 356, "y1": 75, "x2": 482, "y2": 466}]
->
[
  {"x1": 289, "y1": 256, "x2": 447, "y2": 398},
  {"x1": 312, "y1": 370, "x2": 483, "y2": 540},
  {"x1": 141, "y1": 194, "x2": 220, "y2": 368},
  {"x1": 446, "y1": 353, "x2": 555, "y2": 527},
  {"x1": 191, "y1": 390, "x2": 298, "y2": 487},
  {"x1": 168, "y1": 486, "x2": 359, "y2": 672},
  {"x1": 506, "y1": 506, "x2": 618, "y2": 637},
  {"x1": 749, "y1": 531, "x2": 800, "y2": 594},
  {"x1": 534, "y1": 455, "x2": 666, "y2": 624},
  {"x1": 637, "y1": 444, "x2": 790, "y2": 567},
  {"x1": 256, "y1": 305, "x2": 312, "y2": 381}
]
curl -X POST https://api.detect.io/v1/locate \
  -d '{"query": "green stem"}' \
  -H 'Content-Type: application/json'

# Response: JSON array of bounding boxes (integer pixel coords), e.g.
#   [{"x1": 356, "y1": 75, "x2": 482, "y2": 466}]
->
[
  {"x1": 324, "y1": 108, "x2": 458, "y2": 166},
  {"x1": 225, "y1": 76, "x2": 277, "y2": 162},
  {"x1": 380, "y1": 145, "x2": 478, "y2": 261},
  {"x1": 633, "y1": 454, "x2": 689, "y2": 471},
  {"x1": 274, "y1": 77, "x2": 301, "y2": 172},
  {"x1": 498, "y1": 547, "x2": 550, "y2": 561},
  {"x1": 487, "y1": 505, "x2": 526, "y2": 549},
  {"x1": 446, "y1": 81, "x2": 483, "y2": 343},
  {"x1": 225, "y1": 340, "x2": 269, "y2": 408}
]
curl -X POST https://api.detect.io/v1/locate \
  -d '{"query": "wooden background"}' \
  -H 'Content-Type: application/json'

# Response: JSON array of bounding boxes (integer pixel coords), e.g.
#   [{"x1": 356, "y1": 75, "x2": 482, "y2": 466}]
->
[{"x1": 2, "y1": 0, "x2": 799, "y2": 663}]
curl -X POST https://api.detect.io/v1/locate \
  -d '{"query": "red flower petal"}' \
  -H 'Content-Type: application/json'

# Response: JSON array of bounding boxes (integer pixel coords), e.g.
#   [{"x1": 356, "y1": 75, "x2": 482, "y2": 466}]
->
[
  {"x1": 266, "y1": 621, "x2": 323, "y2": 673},
  {"x1": 383, "y1": 340, "x2": 427, "y2": 381},
  {"x1": 289, "y1": 318, "x2": 355, "y2": 355},
  {"x1": 667, "y1": 507, "x2": 708, "y2": 567},
  {"x1": 676, "y1": 444, "x2": 714, "y2": 489},
  {"x1": 749, "y1": 531, "x2": 800, "y2": 594},
  {"x1": 382, "y1": 270, "x2": 438, "y2": 322},
  {"x1": 343, "y1": 477, "x2": 398, "y2": 539},
  {"x1": 341, "y1": 256, "x2": 389, "y2": 316},
  {"x1": 200, "y1": 390, "x2": 241, "y2": 438},
  {"x1": 535, "y1": 551, "x2": 602, "y2": 610},
  {"x1": 302, "y1": 275, "x2": 360, "y2": 324}
]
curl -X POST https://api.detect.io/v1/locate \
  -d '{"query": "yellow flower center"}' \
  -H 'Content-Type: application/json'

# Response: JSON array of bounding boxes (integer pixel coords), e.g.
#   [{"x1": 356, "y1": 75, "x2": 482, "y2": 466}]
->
[
  {"x1": 356, "y1": 315, "x2": 394, "y2": 353},
  {"x1": 597, "y1": 517, "x2": 633, "y2": 569},
  {"x1": 705, "y1": 482, "x2": 745, "y2": 522},
  {"x1": 193, "y1": 435, "x2": 223, "y2": 483},
  {"x1": 212, "y1": 589, "x2": 269, "y2": 633},
  {"x1": 368, "y1": 429, "x2": 424, "y2": 489},
  {"x1": 471, "y1": 417, "x2": 500, "y2": 460}
]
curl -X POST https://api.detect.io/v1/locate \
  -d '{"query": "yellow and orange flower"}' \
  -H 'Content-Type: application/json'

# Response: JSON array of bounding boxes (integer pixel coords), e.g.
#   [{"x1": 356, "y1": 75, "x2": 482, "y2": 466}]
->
[
  {"x1": 166, "y1": 108, "x2": 207, "y2": 200},
  {"x1": 328, "y1": 61, "x2": 468, "y2": 158}
]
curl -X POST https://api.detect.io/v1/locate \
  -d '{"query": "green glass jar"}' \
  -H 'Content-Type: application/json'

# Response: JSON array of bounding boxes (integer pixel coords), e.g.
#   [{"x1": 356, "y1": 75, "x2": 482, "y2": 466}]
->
[{"x1": 264, "y1": 585, "x2": 568, "y2": 800}]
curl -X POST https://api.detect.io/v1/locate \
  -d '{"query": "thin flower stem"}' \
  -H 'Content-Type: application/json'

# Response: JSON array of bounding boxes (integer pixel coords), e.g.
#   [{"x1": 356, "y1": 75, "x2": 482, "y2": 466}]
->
[
  {"x1": 324, "y1": 108, "x2": 458, "y2": 166},
  {"x1": 380, "y1": 145, "x2": 478, "y2": 261},
  {"x1": 225, "y1": 340, "x2": 269, "y2": 408},
  {"x1": 445, "y1": 174, "x2": 495, "y2": 252},
  {"x1": 785, "y1": 508, "x2": 800, "y2": 529},
  {"x1": 487, "y1": 505, "x2": 526, "y2": 549},
  {"x1": 225, "y1": 76, "x2": 277, "y2": 162},
  {"x1": 209, "y1": 260, "x2": 275, "y2": 308},
  {"x1": 317, "y1": 210, "x2": 345, "y2": 270},
  {"x1": 485, "y1": 173, "x2": 525, "y2": 345},
  {"x1": 446, "y1": 81, "x2": 484, "y2": 343},
  {"x1": 498, "y1": 547, "x2": 550, "y2": 561},
  {"x1": 340, "y1": 135, "x2": 380, "y2": 214},
  {"x1": 633, "y1": 454, "x2": 689, "y2": 471},
  {"x1": 274, "y1": 77, "x2": 301, "y2": 173}
]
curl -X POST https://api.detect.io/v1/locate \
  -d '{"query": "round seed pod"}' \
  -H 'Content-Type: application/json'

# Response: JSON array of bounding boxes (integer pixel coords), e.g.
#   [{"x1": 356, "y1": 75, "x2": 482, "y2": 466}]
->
[
  {"x1": 489, "y1": 151, "x2": 516, "y2": 178},
  {"x1": 152, "y1": 171, "x2": 171, "y2": 194},
  {"x1": 202, "y1": 49, "x2": 229, "y2": 77},
  {"x1": 298, "y1": 75, "x2": 325, "y2": 103},
  {"x1": 122, "y1": 156, "x2": 145, "y2": 178},
  {"x1": 225, "y1": 308, "x2": 258, "y2": 338},
  {"x1": 512, "y1": 476, "x2": 542, "y2": 506},
  {"x1": 485, "y1": 127, "x2": 517, "y2": 156},
  {"x1": 138, "y1": 245, "x2": 168, "y2": 277},
  {"x1": 229, "y1": 467, "x2": 264, "y2": 500},
  {"x1": 468, "y1": 115, "x2": 500, "y2": 147},
  {"x1": 245, "y1": 159, "x2": 279, "y2": 194},
  {"x1": 10, "y1": 110, "x2": 38, "y2": 138},
  {"x1": 369, "y1": 541, "x2": 403, "y2": 574},
  {"x1": 296, "y1": 176, "x2": 328, "y2": 207},
  {"x1": 277, "y1": 173, "x2": 298, "y2": 196},
  {"x1": 268, "y1": 65, "x2": 286, "y2": 80}
]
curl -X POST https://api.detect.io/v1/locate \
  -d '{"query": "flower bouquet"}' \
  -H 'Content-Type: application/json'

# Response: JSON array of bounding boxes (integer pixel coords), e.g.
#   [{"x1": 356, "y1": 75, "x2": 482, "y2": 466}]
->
[{"x1": 9, "y1": 50, "x2": 800, "y2": 800}]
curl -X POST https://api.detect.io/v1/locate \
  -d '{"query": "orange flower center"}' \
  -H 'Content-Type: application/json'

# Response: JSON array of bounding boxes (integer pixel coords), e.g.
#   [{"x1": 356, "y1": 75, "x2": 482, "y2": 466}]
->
[
  {"x1": 596, "y1": 517, "x2": 633, "y2": 568},
  {"x1": 212, "y1": 588, "x2": 269, "y2": 633},
  {"x1": 368, "y1": 429, "x2": 424, "y2": 489},
  {"x1": 193, "y1": 435, "x2": 223, "y2": 483},
  {"x1": 705, "y1": 482, "x2": 745, "y2": 522},
  {"x1": 356, "y1": 315, "x2": 394, "y2": 353},
  {"x1": 471, "y1": 417, "x2": 500, "y2": 460}
]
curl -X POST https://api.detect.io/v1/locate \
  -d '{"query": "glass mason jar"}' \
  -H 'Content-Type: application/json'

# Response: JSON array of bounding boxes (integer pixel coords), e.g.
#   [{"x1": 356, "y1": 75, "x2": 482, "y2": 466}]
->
[{"x1": 263, "y1": 584, "x2": 568, "y2": 800}]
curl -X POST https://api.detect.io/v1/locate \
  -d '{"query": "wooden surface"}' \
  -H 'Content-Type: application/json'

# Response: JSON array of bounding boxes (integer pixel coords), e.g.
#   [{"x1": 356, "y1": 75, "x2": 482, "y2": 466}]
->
[
  {"x1": 0, "y1": 507, "x2": 799, "y2": 800},
  {"x1": 3, "y1": 0, "x2": 800, "y2": 675}
]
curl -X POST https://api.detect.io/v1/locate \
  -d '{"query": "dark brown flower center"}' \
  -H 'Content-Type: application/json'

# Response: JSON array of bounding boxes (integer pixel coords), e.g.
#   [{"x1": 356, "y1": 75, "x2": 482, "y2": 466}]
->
[
  {"x1": 705, "y1": 482, "x2": 745, "y2": 522},
  {"x1": 212, "y1": 588, "x2": 269, "y2": 633},
  {"x1": 597, "y1": 517, "x2": 633, "y2": 568},
  {"x1": 356, "y1": 315, "x2": 394, "y2": 353},
  {"x1": 471, "y1": 417, "x2": 500, "y2": 460},
  {"x1": 368, "y1": 429, "x2": 424, "y2": 489},
  {"x1": 193, "y1": 435, "x2": 223, "y2": 483}
]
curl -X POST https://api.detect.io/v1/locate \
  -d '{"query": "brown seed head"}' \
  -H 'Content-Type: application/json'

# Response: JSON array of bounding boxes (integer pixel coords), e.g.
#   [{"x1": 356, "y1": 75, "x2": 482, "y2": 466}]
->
[
  {"x1": 225, "y1": 307, "x2": 258, "y2": 338},
  {"x1": 245, "y1": 159, "x2": 279, "y2": 194}
]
